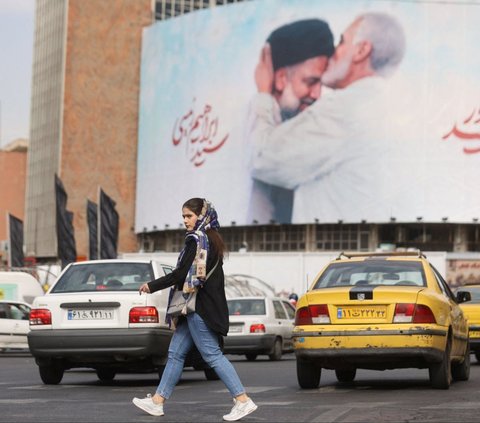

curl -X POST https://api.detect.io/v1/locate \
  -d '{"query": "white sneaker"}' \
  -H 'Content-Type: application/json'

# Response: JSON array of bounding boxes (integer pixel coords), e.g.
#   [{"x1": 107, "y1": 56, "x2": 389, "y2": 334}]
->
[
  {"x1": 223, "y1": 398, "x2": 257, "y2": 421},
  {"x1": 132, "y1": 394, "x2": 164, "y2": 416}
]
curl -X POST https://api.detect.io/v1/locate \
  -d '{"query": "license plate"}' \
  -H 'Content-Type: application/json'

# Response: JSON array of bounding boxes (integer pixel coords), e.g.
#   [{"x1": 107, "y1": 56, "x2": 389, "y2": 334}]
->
[
  {"x1": 469, "y1": 330, "x2": 480, "y2": 338},
  {"x1": 68, "y1": 309, "x2": 114, "y2": 320},
  {"x1": 229, "y1": 325, "x2": 243, "y2": 333},
  {"x1": 337, "y1": 306, "x2": 386, "y2": 319}
]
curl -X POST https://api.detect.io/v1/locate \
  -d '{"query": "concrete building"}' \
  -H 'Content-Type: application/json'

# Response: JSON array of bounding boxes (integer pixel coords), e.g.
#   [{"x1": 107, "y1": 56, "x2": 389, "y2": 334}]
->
[
  {"x1": 25, "y1": 0, "x2": 152, "y2": 260},
  {"x1": 0, "y1": 139, "x2": 28, "y2": 263}
]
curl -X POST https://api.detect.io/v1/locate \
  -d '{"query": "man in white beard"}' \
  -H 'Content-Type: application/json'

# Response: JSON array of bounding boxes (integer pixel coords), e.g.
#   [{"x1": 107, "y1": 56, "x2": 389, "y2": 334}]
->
[
  {"x1": 247, "y1": 19, "x2": 334, "y2": 224},
  {"x1": 248, "y1": 12, "x2": 406, "y2": 224}
]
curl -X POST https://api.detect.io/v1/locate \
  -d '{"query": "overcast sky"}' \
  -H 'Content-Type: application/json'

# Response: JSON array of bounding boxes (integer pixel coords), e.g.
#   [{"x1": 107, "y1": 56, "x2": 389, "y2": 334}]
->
[{"x1": 0, "y1": 0, "x2": 34, "y2": 148}]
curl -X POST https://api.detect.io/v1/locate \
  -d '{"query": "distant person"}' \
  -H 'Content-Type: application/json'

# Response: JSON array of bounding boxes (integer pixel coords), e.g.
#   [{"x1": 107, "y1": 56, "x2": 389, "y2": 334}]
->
[
  {"x1": 249, "y1": 13, "x2": 406, "y2": 223},
  {"x1": 288, "y1": 292, "x2": 298, "y2": 307},
  {"x1": 247, "y1": 18, "x2": 334, "y2": 224},
  {"x1": 133, "y1": 198, "x2": 257, "y2": 421}
]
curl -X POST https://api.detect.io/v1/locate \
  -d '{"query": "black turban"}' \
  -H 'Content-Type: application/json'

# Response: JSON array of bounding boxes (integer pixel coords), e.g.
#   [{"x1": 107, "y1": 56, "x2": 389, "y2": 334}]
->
[{"x1": 267, "y1": 19, "x2": 334, "y2": 71}]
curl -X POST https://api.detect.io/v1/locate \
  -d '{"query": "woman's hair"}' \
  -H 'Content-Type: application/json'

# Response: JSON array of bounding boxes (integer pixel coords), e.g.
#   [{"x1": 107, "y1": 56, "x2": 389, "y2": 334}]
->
[{"x1": 183, "y1": 197, "x2": 228, "y2": 259}]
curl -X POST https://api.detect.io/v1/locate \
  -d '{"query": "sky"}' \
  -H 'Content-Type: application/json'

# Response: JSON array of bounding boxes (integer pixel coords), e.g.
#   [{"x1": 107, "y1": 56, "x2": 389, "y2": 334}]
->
[{"x1": 0, "y1": 0, "x2": 34, "y2": 148}]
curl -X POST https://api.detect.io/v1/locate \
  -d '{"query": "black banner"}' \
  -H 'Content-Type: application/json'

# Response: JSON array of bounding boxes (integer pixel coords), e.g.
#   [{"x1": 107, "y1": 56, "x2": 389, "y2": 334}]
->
[
  {"x1": 8, "y1": 213, "x2": 24, "y2": 268},
  {"x1": 99, "y1": 189, "x2": 119, "y2": 259},
  {"x1": 55, "y1": 174, "x2": 77, "y2": 268},
  {"x1": 86, "y1": 199, "x2": 98, "y2": 260}
]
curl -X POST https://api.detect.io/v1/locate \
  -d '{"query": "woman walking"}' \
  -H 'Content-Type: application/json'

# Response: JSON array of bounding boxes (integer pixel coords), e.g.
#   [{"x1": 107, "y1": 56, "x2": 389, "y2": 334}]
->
[{"x1": 132, "y1": 198, "x2": 257, "y2": 421}]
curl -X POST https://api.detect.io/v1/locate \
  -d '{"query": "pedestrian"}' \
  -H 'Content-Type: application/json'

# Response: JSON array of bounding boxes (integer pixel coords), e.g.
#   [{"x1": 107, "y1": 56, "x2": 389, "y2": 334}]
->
[{"x1": 132, "y1": 198, "x2": 258, "y2": 421}]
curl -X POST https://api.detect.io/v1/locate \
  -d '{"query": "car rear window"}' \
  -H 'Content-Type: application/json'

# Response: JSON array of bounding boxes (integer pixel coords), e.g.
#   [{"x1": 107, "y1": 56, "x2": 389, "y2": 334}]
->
[
  {"x1": 313, "y1": 260, "x2": 426, "y2": 289},
  {"x1": 228, "y1": 299, "x2": 266, "y2": 316},
  {"x1": 51, "y1": 262, "x2": 154, "y2": 293}
]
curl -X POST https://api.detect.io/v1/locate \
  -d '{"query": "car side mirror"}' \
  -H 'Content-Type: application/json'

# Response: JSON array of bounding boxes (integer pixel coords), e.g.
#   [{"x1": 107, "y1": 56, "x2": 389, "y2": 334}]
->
[{"x1": 456, "y1": 291, "x2": 471, "y2": 303}]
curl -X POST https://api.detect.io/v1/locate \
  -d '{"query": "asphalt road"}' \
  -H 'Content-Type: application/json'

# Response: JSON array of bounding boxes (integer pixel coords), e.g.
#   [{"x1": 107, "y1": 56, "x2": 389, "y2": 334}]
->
[{"x1": 2, "y1": 351, "x2": 480, "y2": 422}]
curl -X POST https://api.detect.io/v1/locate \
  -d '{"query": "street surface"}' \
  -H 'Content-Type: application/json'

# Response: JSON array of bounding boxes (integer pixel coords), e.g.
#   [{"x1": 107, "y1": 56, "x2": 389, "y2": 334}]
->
[{"x1": 1, "y1": 351, "x2": 480, "y2": 422}]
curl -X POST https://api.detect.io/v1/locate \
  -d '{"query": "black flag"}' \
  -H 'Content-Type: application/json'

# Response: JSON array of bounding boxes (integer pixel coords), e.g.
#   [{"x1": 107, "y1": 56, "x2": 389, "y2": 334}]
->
[
  {"x1": 86, "y1": 200, "x2": 98, "y2": 260},
  {"x1": 55, "y1": 174, "x2": 77, "y2": 268},
  {"x1": 7, "y1": 213, "x2": 24, "y2": 268},
  {"x1": 98, "y1": 189, "x2": 119, "y2": 259}
]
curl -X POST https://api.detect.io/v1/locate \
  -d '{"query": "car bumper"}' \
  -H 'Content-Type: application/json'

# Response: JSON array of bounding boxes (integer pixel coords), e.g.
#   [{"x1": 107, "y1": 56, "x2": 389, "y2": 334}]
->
[
  {"x1": 223, "y1": 334, "x2": 276, "y2": 354},
  {"x1": 28, "y1": 328, "x2": 172, "y2": 359},
  {"x1": 293, "y1": 326, "x2": 449, "y2": 369}
]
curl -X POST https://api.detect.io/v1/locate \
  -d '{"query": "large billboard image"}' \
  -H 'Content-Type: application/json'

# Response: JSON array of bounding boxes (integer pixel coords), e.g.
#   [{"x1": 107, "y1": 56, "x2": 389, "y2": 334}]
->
[{"x1": 135, "y1": 0, "x2": 480, "y2": 232}]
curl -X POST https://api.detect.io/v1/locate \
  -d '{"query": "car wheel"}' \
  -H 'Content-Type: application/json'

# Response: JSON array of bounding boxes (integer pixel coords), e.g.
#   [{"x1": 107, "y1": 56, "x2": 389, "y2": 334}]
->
[
  {"x1": 204, "y1": 367, "x2": 220, "y2": 381},
  {"x1": 39, "y1": 362, "x2": 64, "y2": 385},
  {"x1": 245, "y1": 354, "x2": 257, "y2": 361},
  {"x1": 297, "y1": 358, "x2": 321, "y2": 389},
  {"x1": 429, "y1": 335, "x2": 452, "y2": 389},
  {"x1": 268, "y1": 338, "x2": 282, "y2": 361},
  {"x1": 96, "y1": 368, "x2": 116, "y2": 382},
  {"x1": 335, "y1": 369, "x2": 356, "y2": 382},
  {"x1": 452, "y1": 341, "x2": 470, "y2": 381}
]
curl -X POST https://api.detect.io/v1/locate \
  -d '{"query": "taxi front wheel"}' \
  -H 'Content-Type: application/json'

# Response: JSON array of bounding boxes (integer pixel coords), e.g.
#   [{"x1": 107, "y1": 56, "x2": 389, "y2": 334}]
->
[{"x1": 297, "y1": 358, "x2": 321, "y2": 389}]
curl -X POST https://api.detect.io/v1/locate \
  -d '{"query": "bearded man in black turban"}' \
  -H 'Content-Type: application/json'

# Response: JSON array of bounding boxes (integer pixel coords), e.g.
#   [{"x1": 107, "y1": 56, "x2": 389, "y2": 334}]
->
[{"x1": 248, "y1": 18, "x2": 334, "y2": 224}]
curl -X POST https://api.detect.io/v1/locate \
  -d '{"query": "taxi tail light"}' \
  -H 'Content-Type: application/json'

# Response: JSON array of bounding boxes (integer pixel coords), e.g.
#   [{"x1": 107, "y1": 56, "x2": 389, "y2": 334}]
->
[
  {"x1": 250, "y1": 324, "x2": 266, "y2": 333},
  {"x1": 394, "y1": 303, "x2": 436, "y2": 324},
  {"x1": 413, "y1": 304, "x2": 436, "y2": 323},
  {"x1": 295, "y1": 304, "x2": 330, "y2": 325},
  {"x1": 129, "y1": 306, "x2": 159, "y2": 323},
  {"x1": 30, "y1": 308, "x2": 52, "y2": 325}
]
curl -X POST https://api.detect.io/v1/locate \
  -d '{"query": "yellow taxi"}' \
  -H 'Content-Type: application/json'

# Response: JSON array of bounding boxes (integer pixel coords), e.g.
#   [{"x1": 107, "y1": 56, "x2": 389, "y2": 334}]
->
[
  {"x1": 455, "y1": 284, "x2": 480, "y2": 362},
  {"x1": 293, "y1": 251, "x2": 471, "y2": 389}
]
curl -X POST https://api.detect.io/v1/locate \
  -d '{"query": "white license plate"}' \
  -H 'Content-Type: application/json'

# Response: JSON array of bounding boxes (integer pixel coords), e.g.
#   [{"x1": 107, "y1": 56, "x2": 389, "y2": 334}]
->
[
  {"x1": 68, "y1": 309, "x2": 114, "y2": 320},
  {"x1": 229, "y1": 325, "x2": 243, "y2": 333}
]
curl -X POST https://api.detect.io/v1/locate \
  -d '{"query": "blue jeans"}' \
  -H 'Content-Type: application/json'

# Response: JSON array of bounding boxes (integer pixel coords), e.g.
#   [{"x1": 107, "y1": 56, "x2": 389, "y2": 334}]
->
[{"x1": 156, "y1": 312, "x2": 245, "y2": 399}]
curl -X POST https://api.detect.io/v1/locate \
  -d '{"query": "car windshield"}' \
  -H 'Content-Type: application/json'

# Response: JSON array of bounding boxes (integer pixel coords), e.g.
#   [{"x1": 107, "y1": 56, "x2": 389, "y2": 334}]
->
[
  {"x1": 313, "y1": 260, "x2": 426, "y2": 289},
  {"x1": 227, "y1": 299, "x2": 266, "y2": 316},
  {"x1": 51, "y1": 262, "x2": 154, "y2": 293},
  {"x1": 457, "y1": 286, "x2": 480, "y2": 303}
]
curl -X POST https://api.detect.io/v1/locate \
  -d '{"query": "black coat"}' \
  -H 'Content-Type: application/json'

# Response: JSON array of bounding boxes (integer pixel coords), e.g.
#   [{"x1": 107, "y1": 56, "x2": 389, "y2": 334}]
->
[{"x1": 147, "y1": 236, "x2": 229, "y2": 336}]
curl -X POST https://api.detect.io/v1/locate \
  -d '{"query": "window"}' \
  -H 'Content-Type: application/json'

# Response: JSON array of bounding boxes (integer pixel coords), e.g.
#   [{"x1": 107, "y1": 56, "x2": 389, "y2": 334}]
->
[
  {"x1": 273, "y1": 300, "x2": 287, "y2": 319},
  {"x1": 282, "y1": 301, "x2": 296, "y2": 319},
  {"x1": 313, "y1": 261, "x2": 426, "y2": 289}
]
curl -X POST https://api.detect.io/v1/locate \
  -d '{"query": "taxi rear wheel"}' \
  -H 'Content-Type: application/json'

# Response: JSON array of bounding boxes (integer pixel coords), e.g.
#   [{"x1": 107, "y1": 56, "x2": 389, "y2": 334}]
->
[
  {"x1": 335, "y1": 369, "x2": 356, "y2": 382},
  {"x1": 451, "y1": 341, "x2": 470, "y2": 381},
  {"x1": 297, "y1": 358, "x2": 321, "y2": 389},
  {"x1": 429, "y1": 336, "x2": 452, "y2": 389}
]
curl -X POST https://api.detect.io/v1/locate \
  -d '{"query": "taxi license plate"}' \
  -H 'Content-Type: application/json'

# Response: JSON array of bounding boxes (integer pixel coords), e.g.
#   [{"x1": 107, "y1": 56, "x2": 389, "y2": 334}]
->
[
  {"x1": 229, "y1": 325, "x2": 243, "y2": 333},
  {"x1": 469, "y1": 330, "x2": 480, "y2": 338},
  {"x1": 337, "y1": 306, "x2": 386, "y2": 319},
  {"x1": 68, "y1": 309, "x2": 114, "y2": 320}
]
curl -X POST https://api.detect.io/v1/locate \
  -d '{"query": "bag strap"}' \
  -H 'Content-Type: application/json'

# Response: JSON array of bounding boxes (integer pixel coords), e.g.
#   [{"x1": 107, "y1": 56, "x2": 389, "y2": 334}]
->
[{"x1": 205, "y1": 260, "x2": 219, "y2": 281}]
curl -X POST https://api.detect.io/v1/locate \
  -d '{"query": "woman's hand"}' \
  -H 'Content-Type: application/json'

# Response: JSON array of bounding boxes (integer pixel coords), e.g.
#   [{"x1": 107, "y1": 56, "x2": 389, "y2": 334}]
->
[{"x1": 139, "y1": 283, "x2": 151, "y2": 295}]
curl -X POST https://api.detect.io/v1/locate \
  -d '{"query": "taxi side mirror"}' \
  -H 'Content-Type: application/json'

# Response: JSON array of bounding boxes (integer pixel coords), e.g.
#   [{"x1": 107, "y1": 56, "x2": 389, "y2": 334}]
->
[{"x1": 456, "y1": 291, "x2": 471, "y2": 303}]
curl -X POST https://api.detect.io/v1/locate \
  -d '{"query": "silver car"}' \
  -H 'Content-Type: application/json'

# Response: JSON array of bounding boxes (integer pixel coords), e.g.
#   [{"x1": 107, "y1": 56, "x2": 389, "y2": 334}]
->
[{"x1": 224, "y1": 296, "x2": 295, "y2": 361}]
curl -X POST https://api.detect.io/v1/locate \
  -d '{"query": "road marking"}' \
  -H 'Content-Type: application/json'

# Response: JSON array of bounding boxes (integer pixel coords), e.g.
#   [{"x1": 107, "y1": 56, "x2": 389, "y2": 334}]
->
[
  {"x1": 214, "y1": 386, "x2": 283, "y2": 394},
  {"x1": 312, "y1": 407, "x2": 352, "y2": 422}
]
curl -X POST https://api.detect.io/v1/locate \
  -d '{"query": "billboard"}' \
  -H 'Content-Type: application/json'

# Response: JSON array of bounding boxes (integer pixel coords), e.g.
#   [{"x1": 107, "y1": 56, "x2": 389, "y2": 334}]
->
[{"x1": 136, "y1": 0, "x2": 480, "y2": 231}]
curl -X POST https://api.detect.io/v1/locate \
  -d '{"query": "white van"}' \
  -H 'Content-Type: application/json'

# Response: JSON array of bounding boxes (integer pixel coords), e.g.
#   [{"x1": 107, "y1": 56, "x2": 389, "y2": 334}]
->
[{"x1": 0, "y1": 271, "x2": 44, "y2": 304}]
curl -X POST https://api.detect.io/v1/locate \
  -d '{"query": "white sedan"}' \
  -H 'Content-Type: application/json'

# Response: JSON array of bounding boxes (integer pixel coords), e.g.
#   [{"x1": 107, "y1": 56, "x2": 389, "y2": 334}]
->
[
  {"x1": 224, "y1": 296, "x2": 296, "y2": 361},
  {"x1": 0, "y1": 300, "x2": 31, "y2": 351}
]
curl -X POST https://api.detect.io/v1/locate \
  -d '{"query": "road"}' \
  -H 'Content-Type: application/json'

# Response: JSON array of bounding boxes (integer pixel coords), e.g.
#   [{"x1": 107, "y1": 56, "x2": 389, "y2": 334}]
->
[{"x1": 1, "y1": 351, "x2": 480, "y2": 422}]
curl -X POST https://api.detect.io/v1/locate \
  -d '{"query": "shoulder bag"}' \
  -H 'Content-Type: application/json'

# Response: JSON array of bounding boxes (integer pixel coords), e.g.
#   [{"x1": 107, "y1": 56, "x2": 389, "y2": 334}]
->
[{"x1": 167, "y1": 260, "x2": 219, "y2": 317}]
